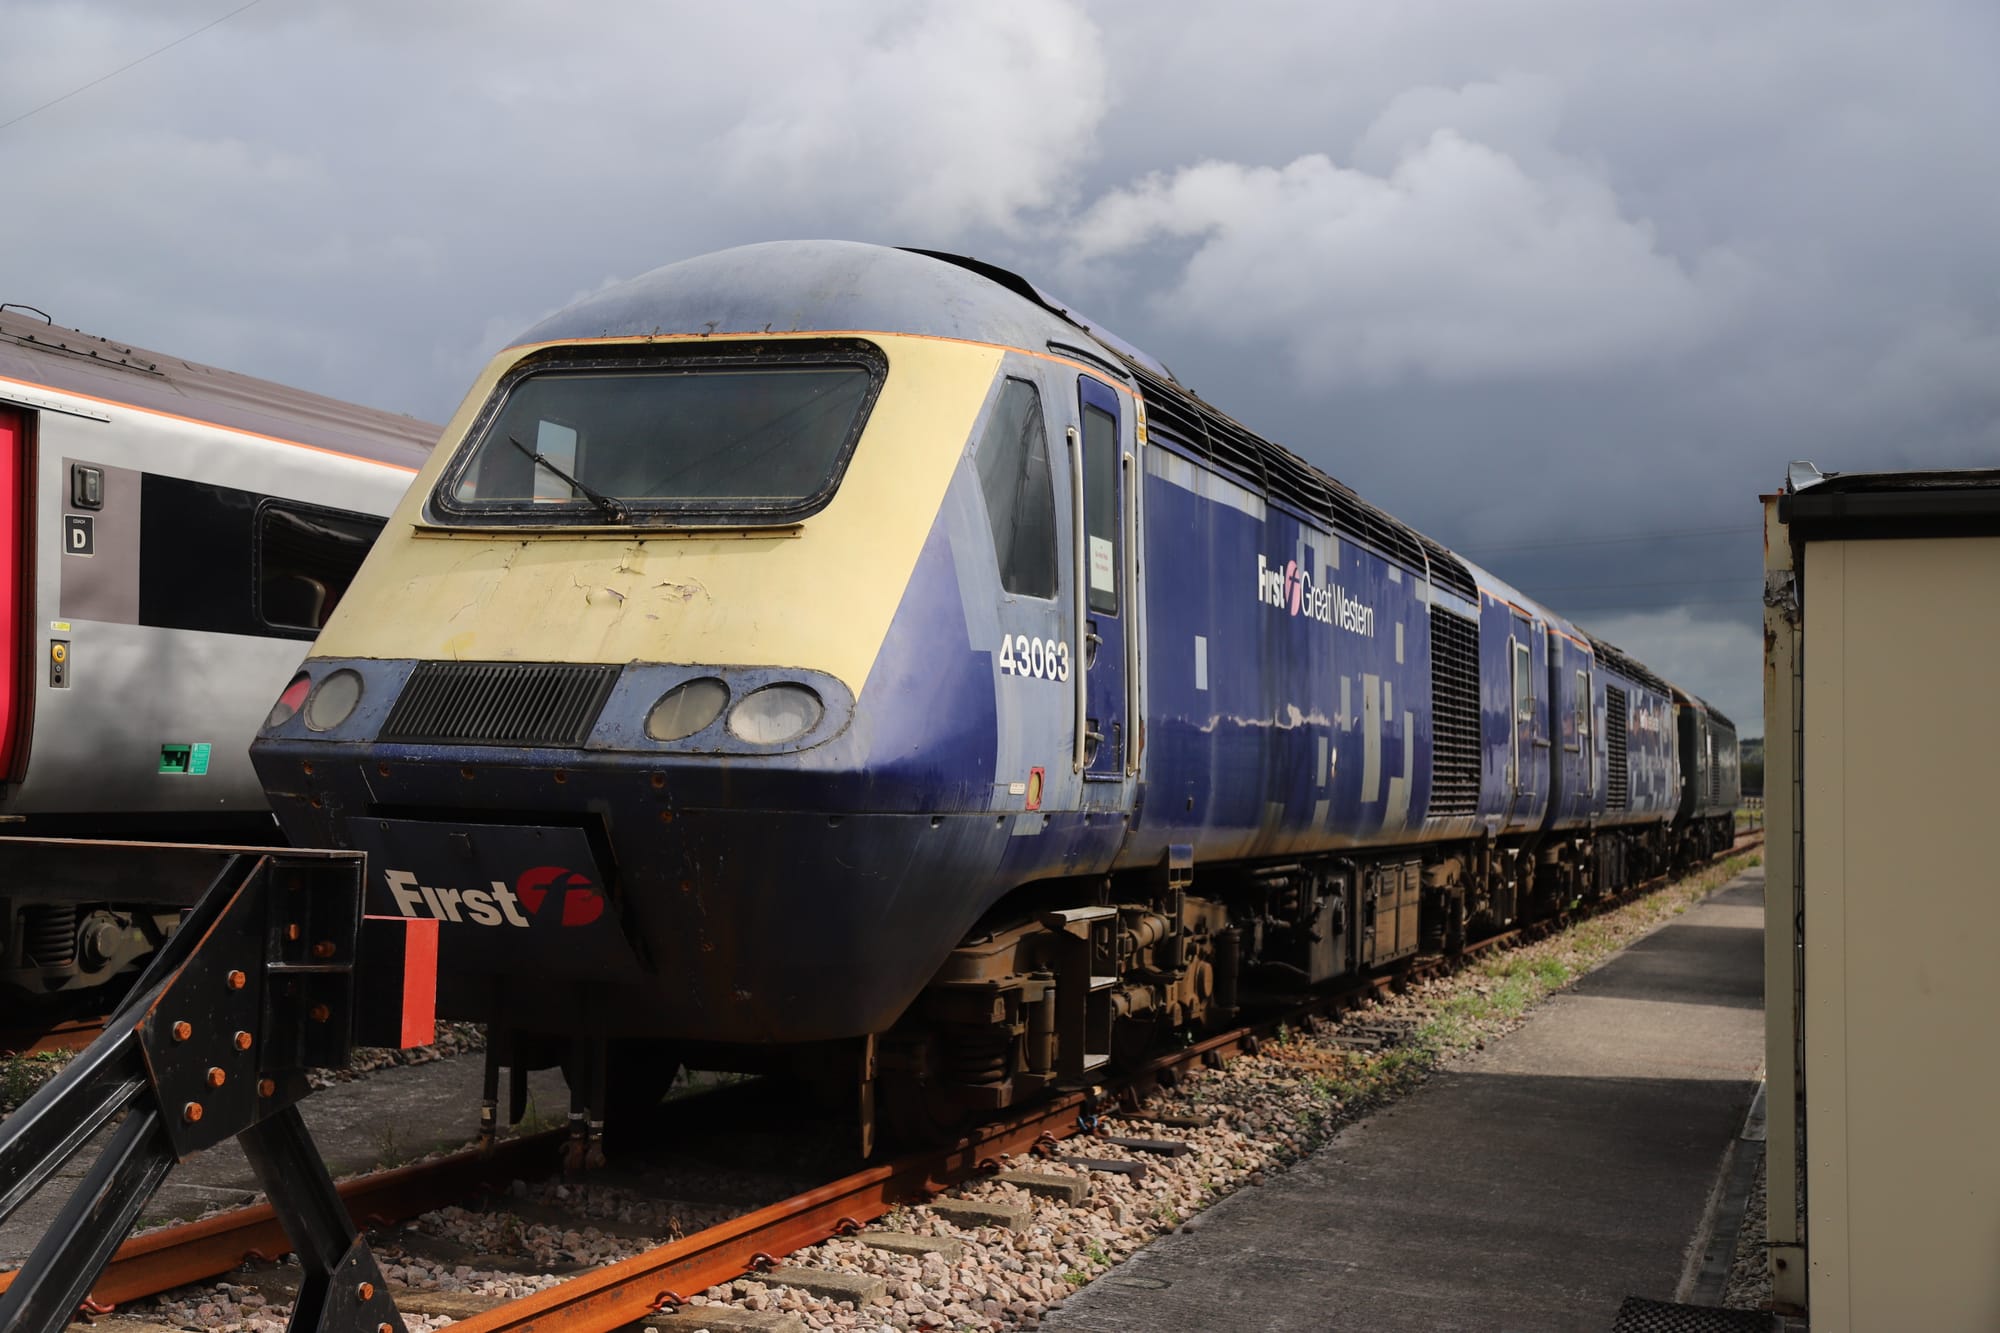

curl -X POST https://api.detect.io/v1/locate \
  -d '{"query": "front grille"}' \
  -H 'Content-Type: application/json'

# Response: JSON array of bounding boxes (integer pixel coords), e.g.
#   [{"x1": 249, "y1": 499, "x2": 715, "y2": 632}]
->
[
  {"x1": 1428, "y1": 608, "x2": 1480, "y2": 817},
  {"x1": 20, "y1": 904, "x2": 77, "y2": 967},
  {"x1": 1606, "y1": 685, "x2": 1630, "y2": 811},
  {"x1": 381, "y1": 662, "x2": 619, "y2": 747}
]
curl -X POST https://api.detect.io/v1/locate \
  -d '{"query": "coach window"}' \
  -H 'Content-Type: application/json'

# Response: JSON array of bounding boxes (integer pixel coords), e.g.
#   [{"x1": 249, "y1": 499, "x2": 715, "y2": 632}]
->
[
  {"x1": 1513, "y1": 639, "x2": 1532, "y2": 722},
  {"x1": 974, "y1": 378, "x2": 1057, "y2": 598},
  {"x1": 256, "y1": 500, "x2": 385, "y2": 634}
]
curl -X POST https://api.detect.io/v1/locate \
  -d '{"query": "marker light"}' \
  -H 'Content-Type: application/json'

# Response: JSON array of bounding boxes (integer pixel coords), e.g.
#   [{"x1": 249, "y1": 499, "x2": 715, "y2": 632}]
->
[
  {"x1": 303, "y1": 669, "x2": 364, "y2": 732},
  {"x1": 265, "y1": 672, "x2": 312, "y2": 729},
  {"x1": 646, "y1": 677, "x2": 728, "y2": 741},
  {"x1": 726, "y1": 684, "x2": 822, "y2": 745}
]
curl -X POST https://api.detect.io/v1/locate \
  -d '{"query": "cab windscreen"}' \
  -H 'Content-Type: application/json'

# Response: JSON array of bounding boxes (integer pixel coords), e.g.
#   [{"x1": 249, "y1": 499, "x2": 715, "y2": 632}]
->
[{"x1": 433, "y1": 340, "x2": 886, "y2": 526}]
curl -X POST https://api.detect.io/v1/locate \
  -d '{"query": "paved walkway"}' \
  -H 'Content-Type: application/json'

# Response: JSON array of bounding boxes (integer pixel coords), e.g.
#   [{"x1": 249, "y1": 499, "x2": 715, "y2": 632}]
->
[{"x1": 1046, "y1": 868, "x2": 1767, "y2": 1332}]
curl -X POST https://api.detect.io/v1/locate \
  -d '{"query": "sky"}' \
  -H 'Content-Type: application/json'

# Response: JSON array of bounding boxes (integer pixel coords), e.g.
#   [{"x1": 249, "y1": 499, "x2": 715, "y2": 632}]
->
[{"x1": 6, "y1": 0, "x2": 1999, "y2": 736}]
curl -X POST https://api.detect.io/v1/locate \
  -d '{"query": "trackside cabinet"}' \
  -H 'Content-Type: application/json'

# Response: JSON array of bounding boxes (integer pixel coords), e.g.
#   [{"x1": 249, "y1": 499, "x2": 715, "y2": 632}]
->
[{"x1": 1763, "y1": 467, "x2": 2000, "y2": 1330}]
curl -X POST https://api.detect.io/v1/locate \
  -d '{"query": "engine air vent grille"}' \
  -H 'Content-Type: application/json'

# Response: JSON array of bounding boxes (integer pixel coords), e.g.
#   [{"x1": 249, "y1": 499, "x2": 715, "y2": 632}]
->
[
  {"x1": 381, "y1": 662, "x2": 619, "y2": 747},
  {"x1": 1428, "y1": 608, "x2": 1480, "y2": 817},
  {"x1": 1606, "y1": 684, "x2": 1630, "y2": 812},
  {"x1": 1124, "y1": 363, "x2": 1479, "y2": 603}
]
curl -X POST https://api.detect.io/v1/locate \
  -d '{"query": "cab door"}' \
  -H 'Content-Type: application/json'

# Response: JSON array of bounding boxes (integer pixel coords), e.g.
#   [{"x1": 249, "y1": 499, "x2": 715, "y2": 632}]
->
[{"x1": 1071, "y1": 376, "x2": 1131, "y2": 788}]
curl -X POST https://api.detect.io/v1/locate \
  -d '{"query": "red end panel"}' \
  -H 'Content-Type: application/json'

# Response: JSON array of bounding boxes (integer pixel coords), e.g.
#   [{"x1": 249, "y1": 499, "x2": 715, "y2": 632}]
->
[
  {"x1": 399, "y1": 917, "x2": 440, "y2": 1049},
  {"x1": 355, "y1": 914, "x2": 440, "y2": 1050},
  {"x1": 0, "y1": 409, "x2": 22, "y2": 780}
]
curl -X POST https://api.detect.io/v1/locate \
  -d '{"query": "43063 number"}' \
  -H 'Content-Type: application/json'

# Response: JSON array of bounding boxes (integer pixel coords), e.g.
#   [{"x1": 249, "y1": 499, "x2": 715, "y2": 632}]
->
[{"x1": 998, "y1": 633, "x2": 1070, "y2": 682}]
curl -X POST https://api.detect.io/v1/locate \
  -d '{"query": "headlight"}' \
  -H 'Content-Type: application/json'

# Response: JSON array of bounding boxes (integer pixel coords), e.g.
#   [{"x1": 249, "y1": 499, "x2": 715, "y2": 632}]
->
[
  {"x1": 726, "y1": 684, "x2": 822, "y2": 745},
  {"x1": 646, "y1": 677, "x2": 729, "y2": 741},
  {"x1": 303, "y1": 669, "x2": 364, "y2": 732},
  {"x1": 265, "y1": 671, "x2": 312, "y2": 729}
]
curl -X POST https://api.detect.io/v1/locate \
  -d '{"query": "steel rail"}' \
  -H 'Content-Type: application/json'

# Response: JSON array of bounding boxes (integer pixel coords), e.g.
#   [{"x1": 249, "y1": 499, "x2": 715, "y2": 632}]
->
[{"x1": 0, "y1": 835, "x2": 1761, "y2": 1321}]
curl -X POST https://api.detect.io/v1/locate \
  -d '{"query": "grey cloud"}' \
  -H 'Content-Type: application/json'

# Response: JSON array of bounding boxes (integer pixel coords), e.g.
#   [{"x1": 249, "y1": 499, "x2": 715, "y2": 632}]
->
[{"x1": 1067, "y1": 129, "x2": 1753, "y2": 384}]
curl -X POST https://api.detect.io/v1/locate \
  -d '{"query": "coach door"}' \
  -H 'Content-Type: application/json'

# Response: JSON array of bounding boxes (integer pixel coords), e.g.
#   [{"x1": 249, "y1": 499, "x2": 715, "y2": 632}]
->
[{"x1": 1069, "y1": 376, "x2": 1133, "y2": 787}]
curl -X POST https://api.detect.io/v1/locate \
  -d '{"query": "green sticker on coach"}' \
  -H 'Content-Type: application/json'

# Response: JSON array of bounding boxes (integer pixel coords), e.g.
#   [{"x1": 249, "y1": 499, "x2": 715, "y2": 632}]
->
[{"x1": 158, "y1": 743, "x2": 212, "y2": 776}]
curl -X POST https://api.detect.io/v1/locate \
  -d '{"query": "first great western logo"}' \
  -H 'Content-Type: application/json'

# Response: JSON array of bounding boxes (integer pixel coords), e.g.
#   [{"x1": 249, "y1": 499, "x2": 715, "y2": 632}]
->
[
  {"x1": 381, "y1": 865, "x2": 605, "y2": 928},
  {"x1": 1256, "y1": 554, "x2": 1376, "y2": 637}
]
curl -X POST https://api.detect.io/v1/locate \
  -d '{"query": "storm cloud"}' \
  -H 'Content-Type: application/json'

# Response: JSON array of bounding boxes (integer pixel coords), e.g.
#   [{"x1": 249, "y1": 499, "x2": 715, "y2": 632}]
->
[{"x1": 6, "y1": 0, "x2": 1998, "y2": 732}]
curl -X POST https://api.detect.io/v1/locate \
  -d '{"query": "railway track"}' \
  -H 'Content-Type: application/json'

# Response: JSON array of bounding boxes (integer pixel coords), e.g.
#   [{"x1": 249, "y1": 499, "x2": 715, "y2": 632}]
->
[{"x1": 1, "y1": 835, "x2": 1762, "y2": 1330}]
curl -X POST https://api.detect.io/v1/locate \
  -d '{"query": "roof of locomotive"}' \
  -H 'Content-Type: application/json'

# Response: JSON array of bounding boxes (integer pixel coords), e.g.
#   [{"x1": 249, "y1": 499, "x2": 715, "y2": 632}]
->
[
  {"x1": 515, "y1": 241, "x2": 1105, "y2": 364},
  {"x1": 1583, "y1": 631, "x2": 1678, "y2": 698},
  {"x1": 0, "y1": 306, "x2": 436, "y2": 470},
  {"x1": 517, "y1": 242, "x2": 1496, "y2": 603}
]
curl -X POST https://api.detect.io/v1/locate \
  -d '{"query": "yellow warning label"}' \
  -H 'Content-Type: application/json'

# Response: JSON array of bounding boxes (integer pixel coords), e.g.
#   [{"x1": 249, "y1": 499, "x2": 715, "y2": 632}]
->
[{"x1": 50, "y1": 621, "x2": 70, "y2": 632}]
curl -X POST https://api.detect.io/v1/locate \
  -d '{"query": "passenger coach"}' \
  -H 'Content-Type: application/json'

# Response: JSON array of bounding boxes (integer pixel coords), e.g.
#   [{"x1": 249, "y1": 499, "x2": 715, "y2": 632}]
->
[{"x1": 0, "y1": 306, "x2": 432, "y2": 994}]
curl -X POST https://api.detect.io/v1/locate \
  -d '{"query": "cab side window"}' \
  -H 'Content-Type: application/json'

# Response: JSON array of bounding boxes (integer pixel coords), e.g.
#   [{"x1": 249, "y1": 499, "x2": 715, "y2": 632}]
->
[{"x1": 974, "y1": 377, "x2": 1057, "y2": 599}]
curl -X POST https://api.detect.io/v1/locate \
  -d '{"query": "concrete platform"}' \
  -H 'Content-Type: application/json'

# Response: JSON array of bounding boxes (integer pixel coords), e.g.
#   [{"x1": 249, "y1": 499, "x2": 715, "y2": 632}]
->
[{"x1": 1046, "y1": 868, "x2": 1767, "y2": 1333}]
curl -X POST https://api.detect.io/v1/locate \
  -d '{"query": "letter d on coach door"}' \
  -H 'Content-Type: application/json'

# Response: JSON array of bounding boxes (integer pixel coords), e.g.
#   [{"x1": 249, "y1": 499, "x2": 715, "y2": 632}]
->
[{"x1": 64, "y1": 514, "x2": 94, "y2": 556}]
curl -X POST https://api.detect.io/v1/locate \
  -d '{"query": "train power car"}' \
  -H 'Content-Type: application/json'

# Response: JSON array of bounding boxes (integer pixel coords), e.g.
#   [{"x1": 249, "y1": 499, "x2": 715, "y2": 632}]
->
[
  {"x1": 0, "y1": 306, "x2": 434, "y2": 995},
  {"x1": 249, "y1": 242, "x2": 1739, "y2": 1149}
]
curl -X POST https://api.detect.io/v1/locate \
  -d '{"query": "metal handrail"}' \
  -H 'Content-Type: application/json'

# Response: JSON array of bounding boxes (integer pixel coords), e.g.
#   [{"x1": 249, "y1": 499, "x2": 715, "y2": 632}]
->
[{"x1": 1067, "y1": 424, "x2": 1087, "y2": 773}]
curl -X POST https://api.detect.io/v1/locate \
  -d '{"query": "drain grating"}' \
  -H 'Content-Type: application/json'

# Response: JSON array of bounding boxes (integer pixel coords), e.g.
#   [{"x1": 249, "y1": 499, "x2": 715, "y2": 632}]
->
[{"x1": 1611, "y1": 1297, "x2": 1778, "y2": 1333}]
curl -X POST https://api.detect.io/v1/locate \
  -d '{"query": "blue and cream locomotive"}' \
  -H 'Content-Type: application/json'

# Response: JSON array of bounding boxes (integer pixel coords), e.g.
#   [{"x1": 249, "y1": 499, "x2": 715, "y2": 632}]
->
[{"x1": 251, "y1": 242, "x2": 1739, "y2": 1143}]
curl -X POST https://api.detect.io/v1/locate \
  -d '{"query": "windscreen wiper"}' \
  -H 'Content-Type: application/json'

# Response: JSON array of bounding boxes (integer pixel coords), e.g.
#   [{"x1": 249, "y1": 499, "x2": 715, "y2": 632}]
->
[{"x1": 507, "y1": 436, "x2": 629, "y2": 523}]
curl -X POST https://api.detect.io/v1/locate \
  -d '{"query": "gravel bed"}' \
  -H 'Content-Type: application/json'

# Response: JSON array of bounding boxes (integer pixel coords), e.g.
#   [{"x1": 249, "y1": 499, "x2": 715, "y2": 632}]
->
[
  {"x1": 1723, "y1": 1146, "x2": 1771, "y2": 1310},
  {"x1": 305, "y1": 1020, "x2": 488, "y2": 1089},
  {"x1": 73, "y1": 852, "x2": 1761, "y2": 1332}
]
